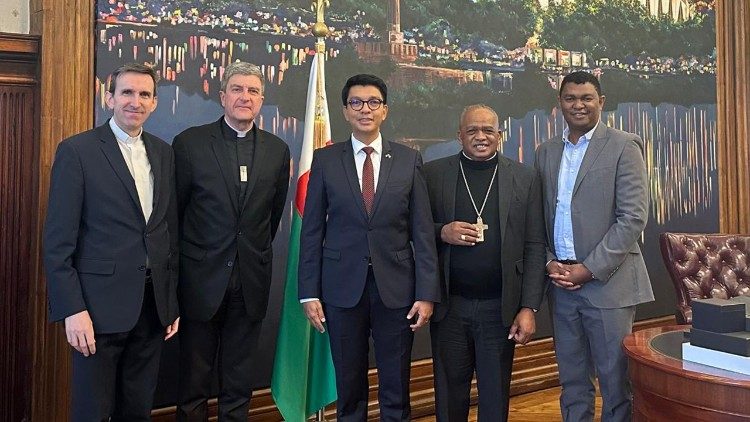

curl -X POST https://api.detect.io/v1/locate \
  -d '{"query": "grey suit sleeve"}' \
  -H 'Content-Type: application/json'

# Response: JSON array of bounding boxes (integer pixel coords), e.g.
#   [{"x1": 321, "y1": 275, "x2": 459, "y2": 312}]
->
[
  {"x1": 410, "y1": 152, "x2": 441, "y2": 303},
  {"x1": 43, "y1": 141, "x2": 87, "y2": 321},
  {"x1": 583, "y1": 137, "x2": 648, "y2": 281},
  {"x1": 520, "y1": 170, "x2": 548, "y2": 310},
  {"x1": 533, "y1": 148, "x2": 557, "y2": 263}
]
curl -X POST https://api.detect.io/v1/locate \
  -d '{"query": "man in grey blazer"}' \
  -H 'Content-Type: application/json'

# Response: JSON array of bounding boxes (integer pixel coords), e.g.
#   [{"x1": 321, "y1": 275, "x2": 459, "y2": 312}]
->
[{"x1": 534, "y1": 71, "x2": 653, "y2": 422}]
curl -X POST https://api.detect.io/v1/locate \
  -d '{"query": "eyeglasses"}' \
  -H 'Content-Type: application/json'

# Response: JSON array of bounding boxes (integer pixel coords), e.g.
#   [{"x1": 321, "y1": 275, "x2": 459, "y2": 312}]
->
[{"x1": 347, "y1": 98, "x2": 384, "y2": 111}]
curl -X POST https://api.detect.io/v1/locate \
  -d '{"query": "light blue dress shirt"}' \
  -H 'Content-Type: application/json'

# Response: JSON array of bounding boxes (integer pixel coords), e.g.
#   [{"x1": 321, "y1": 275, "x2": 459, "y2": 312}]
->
[{"x1": 553, "y1": 123, "x2": 599, "y2": 260}]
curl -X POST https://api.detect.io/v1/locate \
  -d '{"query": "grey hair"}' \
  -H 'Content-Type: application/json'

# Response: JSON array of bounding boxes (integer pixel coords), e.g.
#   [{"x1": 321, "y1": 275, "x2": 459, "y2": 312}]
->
[
  {"x1": 459, "y1": 104, "x2": 499, "y2": 129},
  {"x1": 221, "y1": 61, "x2": 265, "y2": 93}
]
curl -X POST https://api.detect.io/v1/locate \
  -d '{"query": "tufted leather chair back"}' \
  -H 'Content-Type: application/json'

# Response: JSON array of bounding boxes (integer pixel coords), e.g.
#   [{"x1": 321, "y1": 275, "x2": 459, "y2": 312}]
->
[{"x1": 659, "y1": 233, "x2": 750, "y2": 324}]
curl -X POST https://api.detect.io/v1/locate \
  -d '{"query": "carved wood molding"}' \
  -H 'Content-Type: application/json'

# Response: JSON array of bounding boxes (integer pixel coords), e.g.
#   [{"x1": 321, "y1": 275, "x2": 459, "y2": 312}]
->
[
  {"x1": 0, "y1": 33, "x2": 39, "y2": 85},
  {"x1": 717, "y1": 0, "x2": 750, "y2": 233}
]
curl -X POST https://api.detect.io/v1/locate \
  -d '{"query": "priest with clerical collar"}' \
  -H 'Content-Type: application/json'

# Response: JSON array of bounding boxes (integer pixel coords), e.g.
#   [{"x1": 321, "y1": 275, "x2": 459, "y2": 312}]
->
[{"x1": 423, "y1": 104, "x2": 547, "y2": 422}]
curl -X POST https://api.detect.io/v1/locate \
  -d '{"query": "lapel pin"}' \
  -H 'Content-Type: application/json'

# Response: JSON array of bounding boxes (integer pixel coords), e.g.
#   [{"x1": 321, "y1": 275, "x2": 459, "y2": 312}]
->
[{"x1": 385, "y1": 153, "x2": 391, "y2": 159}]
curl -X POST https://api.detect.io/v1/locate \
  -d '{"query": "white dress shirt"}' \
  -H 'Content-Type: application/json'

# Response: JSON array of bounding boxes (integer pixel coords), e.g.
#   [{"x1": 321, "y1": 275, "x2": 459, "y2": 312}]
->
[
  {"x1": 553, "y1": 122, "x2": 598, "y2": 260},
  {"x1": 109, "y1": 119, "x2": 154, "y2": 223},
  {"x1": 351, "y1": 133, "x2": 383, "y2": 192}
]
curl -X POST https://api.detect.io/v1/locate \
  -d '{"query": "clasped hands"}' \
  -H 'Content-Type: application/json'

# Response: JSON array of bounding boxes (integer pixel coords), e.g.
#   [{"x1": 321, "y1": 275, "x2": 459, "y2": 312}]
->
[{"x1": 546, "y1": 260, "x2": 593, "y2": 290}]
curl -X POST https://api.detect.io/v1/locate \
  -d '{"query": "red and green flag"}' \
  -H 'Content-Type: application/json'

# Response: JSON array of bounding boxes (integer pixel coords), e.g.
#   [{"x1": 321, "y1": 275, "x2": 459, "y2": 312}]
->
[{"x1": 271, "y1": 49, "x2": 337, "y2": 421}]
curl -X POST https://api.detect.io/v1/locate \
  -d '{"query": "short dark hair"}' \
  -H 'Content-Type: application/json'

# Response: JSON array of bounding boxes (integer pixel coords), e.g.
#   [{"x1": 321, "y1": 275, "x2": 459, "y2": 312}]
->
[
  {"x1": 341, "y1": 74, "x2": 387, "y2": 106},
  {"x1": 559, "y1": 71, "x2": 602, "y2": 96},
  {"x1": 108, "y1": 63, "x2": 159, "y2": 96}
]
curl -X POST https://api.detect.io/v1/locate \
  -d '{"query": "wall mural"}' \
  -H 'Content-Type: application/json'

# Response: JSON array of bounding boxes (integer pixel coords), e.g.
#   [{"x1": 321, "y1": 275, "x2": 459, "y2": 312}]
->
[{"x1": 95, "y1": 0, "x2": 717, "y2": 403}]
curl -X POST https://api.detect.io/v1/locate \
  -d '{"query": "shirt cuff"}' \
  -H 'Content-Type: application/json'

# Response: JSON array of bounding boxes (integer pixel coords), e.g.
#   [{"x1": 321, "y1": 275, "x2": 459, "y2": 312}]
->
[{"x1": 300, "y1": 298, "x2": 319, "y2": 303}]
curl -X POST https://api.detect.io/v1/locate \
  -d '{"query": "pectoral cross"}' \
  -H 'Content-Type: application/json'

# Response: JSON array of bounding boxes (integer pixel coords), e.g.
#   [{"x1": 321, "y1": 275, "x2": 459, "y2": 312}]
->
[{"x1": 475, "y1": 216, "x2": 488, "y2": 242}]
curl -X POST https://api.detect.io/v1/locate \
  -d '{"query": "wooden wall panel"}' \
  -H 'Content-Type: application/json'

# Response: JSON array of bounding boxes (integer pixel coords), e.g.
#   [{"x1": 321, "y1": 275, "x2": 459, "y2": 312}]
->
[
  {"x1": 717, "y1": 0, "x2": 750, "y2": 233},
  {"x1": 29, "y1": 1, "x2": 95, "y2": 421},
  {"x1": 0, "y1": 32, "x2": 39, "y2": 422}
]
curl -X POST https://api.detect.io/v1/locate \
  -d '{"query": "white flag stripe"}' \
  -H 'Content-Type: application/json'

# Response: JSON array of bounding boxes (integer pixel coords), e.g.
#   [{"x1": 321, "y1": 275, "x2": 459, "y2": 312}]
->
[{"x1": 299, "y1": 53, "x2": 331, "y2": 178}]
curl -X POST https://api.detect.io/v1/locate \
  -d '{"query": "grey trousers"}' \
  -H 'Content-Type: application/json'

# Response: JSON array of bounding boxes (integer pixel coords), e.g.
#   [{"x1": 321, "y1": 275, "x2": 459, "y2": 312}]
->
[{"x1": 551, "y1": 287, "x2": 635, "y2": 422}]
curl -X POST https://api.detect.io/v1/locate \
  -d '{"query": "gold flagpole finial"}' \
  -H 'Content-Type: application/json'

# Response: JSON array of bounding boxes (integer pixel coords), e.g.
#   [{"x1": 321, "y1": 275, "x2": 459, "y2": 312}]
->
[{"x1": 311, "y1": 0, "x2": 330, "y2": 41}]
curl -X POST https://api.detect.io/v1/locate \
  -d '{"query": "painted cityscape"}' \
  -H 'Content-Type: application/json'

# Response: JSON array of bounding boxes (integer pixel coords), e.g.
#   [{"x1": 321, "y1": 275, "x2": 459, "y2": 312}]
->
[{"x1": 94, "y1": 0, "x2": 717, "y2": 398}]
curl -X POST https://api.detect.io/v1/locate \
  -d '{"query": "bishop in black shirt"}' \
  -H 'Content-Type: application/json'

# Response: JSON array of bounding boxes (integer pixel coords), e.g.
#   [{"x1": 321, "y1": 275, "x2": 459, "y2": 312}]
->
[{"x1": 423, "y1": 104, "x2": 546, "y2": 422}]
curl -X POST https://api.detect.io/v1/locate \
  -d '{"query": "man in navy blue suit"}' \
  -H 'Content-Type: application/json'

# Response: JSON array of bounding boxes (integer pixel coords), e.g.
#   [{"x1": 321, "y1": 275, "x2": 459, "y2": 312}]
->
[
  {"x1": 44, "y1": 63, "x2": 179, "y2": 421},
  {"x1": 298, "y1": 74, "x2": 440, "y2": 421}
]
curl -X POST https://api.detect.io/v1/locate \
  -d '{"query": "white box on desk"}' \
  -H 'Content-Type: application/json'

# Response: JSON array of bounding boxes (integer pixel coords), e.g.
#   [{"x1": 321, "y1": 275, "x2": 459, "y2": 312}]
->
[{"x1": 682, "y1": 342, "x2": 750, "y2": 376}]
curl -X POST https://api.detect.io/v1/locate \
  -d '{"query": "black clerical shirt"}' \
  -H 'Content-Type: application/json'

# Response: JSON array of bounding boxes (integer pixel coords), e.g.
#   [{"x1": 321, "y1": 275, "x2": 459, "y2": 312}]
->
[
  {"x1": 449, "y1": 153, "x2": 503, "y2": 299},
  {"x1": 220, "y1": 118, "x2": 256, "y2": 290},
  {"x1": 220, "y1": 118, "x2": 256, "y2": 208}
]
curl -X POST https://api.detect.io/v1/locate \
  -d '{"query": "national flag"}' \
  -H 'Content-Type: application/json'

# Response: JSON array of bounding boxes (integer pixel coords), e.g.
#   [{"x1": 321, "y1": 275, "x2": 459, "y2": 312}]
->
[{"x1": 271, "y1": 50, "x2": 336, "y2": 422}]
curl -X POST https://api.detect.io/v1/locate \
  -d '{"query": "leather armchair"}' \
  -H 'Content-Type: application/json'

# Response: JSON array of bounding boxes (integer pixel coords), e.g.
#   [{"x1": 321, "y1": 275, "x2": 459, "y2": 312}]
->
[{"x1": 659, "y1": 232, "x2": 750, "y2": 324}]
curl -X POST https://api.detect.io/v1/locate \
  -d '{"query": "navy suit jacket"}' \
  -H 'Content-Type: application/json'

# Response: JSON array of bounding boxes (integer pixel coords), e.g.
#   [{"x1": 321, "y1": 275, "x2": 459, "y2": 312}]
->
[
  {"x1": 44, "y1": 121, "x2": 179, "y2": 334},
  {"x1": 298, "y1": 139, "x2": 440, "y2": 308}
]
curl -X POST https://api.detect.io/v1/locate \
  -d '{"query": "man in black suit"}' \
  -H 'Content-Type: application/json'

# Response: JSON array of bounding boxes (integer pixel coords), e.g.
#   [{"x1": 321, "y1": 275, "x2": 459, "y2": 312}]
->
[
  {"x1": 44, "y1": 63, "x2": 180, "y2": 421},
  {"x1": 424, "y1": 105, "x2": 546, "y2": 421},
  {"x1": 298, "y1": 74, "x2": 440, "y2": 421},
  {"x1": 173, "y1": 61, "x2": 290, "y2": 421}
]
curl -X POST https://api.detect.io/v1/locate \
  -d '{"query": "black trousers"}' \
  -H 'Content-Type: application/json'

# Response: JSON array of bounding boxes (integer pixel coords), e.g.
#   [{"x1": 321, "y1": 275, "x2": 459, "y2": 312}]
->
[
  {"x1": 177, "y1": 285, "x2": 262, "y2": 422},
  {"x1": 430, "y1": 295, "x2": 515, "y2": 422},
  {"x1": 325, "y1": 268, "x2": 414, "y2": 422},
  {"x1": 70, "y1": 282, "x2": 164, "y2": 422}
]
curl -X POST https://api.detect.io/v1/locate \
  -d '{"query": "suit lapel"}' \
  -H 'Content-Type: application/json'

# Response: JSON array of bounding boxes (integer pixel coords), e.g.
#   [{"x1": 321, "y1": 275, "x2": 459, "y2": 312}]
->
[
  {"x1": 442, "y1": 154, "x2": 459, "y2": 222},
  {"x1": 496, "y1": 157, "x2": 513, "y2": 246},
  {"x1": 341, "y1": 140, "x2": 369, "y2": 222},
  {"x1": 572, "y1": 124, "x2": 608, "y2": 197},
  {"x1": 240, "y1": 125, "x2": 267, "y2": 213},
  {"x1": 547, "y1": 137, "x2": 564, "y2": 204},
  {"x1": 98, "y1": 123, "x2": 142, "y2": 218},
  {"x1": 210, "y1": 120, "x2": 239, "y2": 218},
  {"x1": 442, "y1": 155, "x2": 460, "y2": 293},
  {"x1": 142, "y1": 133, "x2": 161, "y2": 226},
  {"x1": 369, "y1": 139, "x2": 393, "y2": 220}
]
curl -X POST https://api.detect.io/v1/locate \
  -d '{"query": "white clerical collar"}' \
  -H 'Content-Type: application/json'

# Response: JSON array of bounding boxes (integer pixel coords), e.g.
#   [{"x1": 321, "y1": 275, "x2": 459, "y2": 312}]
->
[
  {"x1": 461, "y1": 151, "x2": 498, "y2": 161},
  {"x1": 109, "y1": 118, "x2": 142, "y2": 144},
  {"x1": 224, "y1": 117, "x2": 253, "y2": 138},
  {"x1": 562, "y1": 121, "x2": 599, "y2": 145},
  {"x1": 351, "y1": 133, "x2": 383, "y2": 155}
]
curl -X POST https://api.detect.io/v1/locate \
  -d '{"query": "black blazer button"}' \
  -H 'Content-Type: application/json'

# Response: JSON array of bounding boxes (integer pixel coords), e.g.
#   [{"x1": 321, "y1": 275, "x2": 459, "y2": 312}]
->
[
  {"x1": 138, "y1": 265, "x2": 146, "y2": 271},
  {"x1": 227, "y1": 260, "x2": 234, "y2": 267}
]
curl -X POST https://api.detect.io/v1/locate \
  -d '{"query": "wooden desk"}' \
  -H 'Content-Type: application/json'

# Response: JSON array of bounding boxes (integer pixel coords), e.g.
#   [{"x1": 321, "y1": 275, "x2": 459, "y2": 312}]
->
[{"x1": 623, "y1": 325, "x2": 750, "y2": 421}]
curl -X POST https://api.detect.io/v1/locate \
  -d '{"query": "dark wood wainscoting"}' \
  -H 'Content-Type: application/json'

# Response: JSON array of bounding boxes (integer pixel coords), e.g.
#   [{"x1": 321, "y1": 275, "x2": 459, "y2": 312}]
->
[{"x1": 0, "y1": 32, "x2": 40, "y2": 422}]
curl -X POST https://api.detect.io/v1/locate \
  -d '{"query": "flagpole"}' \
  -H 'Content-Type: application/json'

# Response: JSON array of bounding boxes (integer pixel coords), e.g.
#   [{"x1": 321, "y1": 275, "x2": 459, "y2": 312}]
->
[{"x1": 312, "y1": 2, "x2": 330, "y2": 421}]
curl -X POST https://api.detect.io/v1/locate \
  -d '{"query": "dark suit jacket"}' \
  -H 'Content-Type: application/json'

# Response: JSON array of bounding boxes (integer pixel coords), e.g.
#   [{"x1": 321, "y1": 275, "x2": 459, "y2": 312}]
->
[
  {"x1": 298, "y1": 139, "x2": 440, "y2": 308},
  {"x1": 173, "y1": 118, "x2": 290, "y2": 321},
  {"x1": 44, "y1": 121, "x2": 179, "y2": 334},
  {"x1": 423, "y1": 153, "x2": 547, "y2": 326}
]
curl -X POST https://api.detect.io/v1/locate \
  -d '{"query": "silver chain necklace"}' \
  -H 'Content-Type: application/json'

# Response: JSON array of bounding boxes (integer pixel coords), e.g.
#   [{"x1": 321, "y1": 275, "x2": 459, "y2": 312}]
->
[{"x1": 459, "y1": 158, "x2": 497, "y2": 242}]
